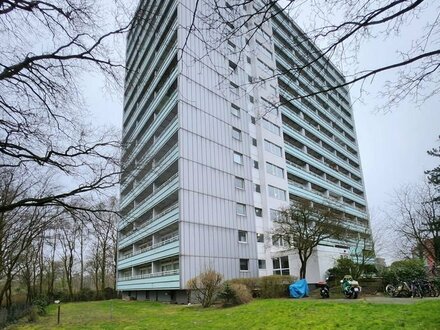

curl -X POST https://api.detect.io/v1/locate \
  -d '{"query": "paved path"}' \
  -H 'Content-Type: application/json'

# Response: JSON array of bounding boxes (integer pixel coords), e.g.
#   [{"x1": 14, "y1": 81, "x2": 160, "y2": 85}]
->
[{"x1": 313, "y1": 296, "x2": 439, "y2": 304}]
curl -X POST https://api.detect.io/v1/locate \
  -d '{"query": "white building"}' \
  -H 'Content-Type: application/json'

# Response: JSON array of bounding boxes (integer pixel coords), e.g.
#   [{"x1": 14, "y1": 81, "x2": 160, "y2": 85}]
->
[{"x1": 117, "y1": 0, "x2": 372, "y2": 302}]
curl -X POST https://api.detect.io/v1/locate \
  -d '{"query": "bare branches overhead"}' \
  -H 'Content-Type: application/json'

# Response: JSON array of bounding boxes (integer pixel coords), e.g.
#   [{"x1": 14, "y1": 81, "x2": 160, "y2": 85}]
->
[{"x1": 0, "y1": 0, "x2": 136, "y2": 213}]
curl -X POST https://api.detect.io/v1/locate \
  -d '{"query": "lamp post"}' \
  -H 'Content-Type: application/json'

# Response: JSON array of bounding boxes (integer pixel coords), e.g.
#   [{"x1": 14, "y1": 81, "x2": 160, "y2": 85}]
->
[{"x1": 54, "y1": 300, "x2": 61, "y2": 325}]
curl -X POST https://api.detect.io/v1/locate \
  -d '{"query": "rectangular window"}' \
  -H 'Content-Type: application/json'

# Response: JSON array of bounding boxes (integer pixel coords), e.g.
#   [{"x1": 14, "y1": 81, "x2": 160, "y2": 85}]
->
[
  {"x1": 231, "y1": 103, "x2": 240, "y2": 117},
  {"x1": 272, "y1": 256, "x2": 290, "y2": 275},
  {"x1": 232, "y1": 127, "x2": 242, "y2": 140},
  {"x1": 263, "y1": 118, "x2": 280, "y2": 135},
  {"x1": 266, "y1": 162, "x2": 284, "y2": 178},
  {"x1": 240, "y1": 258, "x2": 249, "y2": 271},
  {"x1": 233, "y1": 152, "x2": 243, "y2": 165},
  {"x1": 254, "y1": 184, "x2": 261, "y2": 193},
  {"x1": 270, "y1": 209, "x2": 282, "y2": 222},
  {"x1": 253, "y1": 160, "x2": 259, "y2": 169},
  {"x1": 258, "y1": 259, "x2": 266, "y2": 269},
  {"x1": 255, "y1": 207, "x2": 263, "y2": 217},
  {"x1": 234, "y1": 176, "x2": 245, "y2": 189},
  {"x1": 264, "y1": 140, "x2": 282, "y2": 157},
  {"x1": 229, "y1": 60, "x2": 237, "y2": 73},
  {"x1": 252, "y1": 138, "x2": 257, "y2": 146},
  {"x1": 257, "y1": 233, "x2": 264, "y2": 243},
  {"x1": 268, "y1": 185, "x2": 286, "y2": 200},
  {"x1": 236, "y1": 203, "x2": 246, "y2": 216},
  {"x1": 238, "y1": 230, "x2": 247, "y2": 242},
  {"x1": 230, "y1": 82, "x2": 239, "y2": 98},
  {"x1": 251, "y1": 116, "x2": 256, "y2": 124},
  {"x1": 249, "y1": 95, "x2": 254, "y2": 103}
]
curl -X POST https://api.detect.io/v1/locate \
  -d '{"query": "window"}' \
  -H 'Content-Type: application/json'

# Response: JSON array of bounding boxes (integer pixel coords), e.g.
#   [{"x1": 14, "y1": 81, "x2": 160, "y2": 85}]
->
[
  {"x1": 255, "y1": 207, "x2": 262, "y2": 217},
  {"x1": 229, "y1": 60, "x2": 237, "y2": 73},
  {"x1": 230, "y1": 82, "x2": 239, "y2": 98},
  {"x1": 236, "y1": 203, "x2": 246, "y2": 216},
  {"x1": 249, "y1": 95, "x2": 254, "y2": 103},
  {"x1": 263, "y1": 118, "x2": 280, "y2": 135},
  {"x1": 248, "y1": 75, "x2": 253, "y2": 83},
  {"x1": 251, "y1": 116, "x2": 256, "y2": 124},
  {"x1": 264, "y1": 140, "x2": 282, "y2": 157},
  {"x1": 252, "y1": 138, "x2": 257, "y2": 146},
  {"x1": 231, "y1": 103, "x2": 240, "y2": 117},
  {"x1": 272, "y1": 235, "x2": 288, "y2": 247},
  {"x1": 232, "y1": 127, "x2": 242, "y2": 140},
  {"x1": 268, "y1": 185, "x2": 286, "y2": 200},
  {"x1": 228, "y1": 40, "x2": 236, "y2": 52},
  {"x1": 238, "y1": 230, "x2": 247, "y2": 243},
  {"x1": 266, "y1": 162, "x2": 284, "y2": 178},
  {"x1": 234, "y1": 176, "x2": 245, "y2": 189},
  {"x1": 258, "y1": 259, "x2": 266, "y2": 269},
  {"x1": 240, "y1": 258, "x2": 249, "y2": 271},
  {"x1": 270, "y1": 209, "x2": 282, "y2": 222},
  {"x1": 253, "y1": 160, "x2": 259, "y2": 169},
  {"x1": 233, "y1": 152, "x2": 243, "y2": 165},
  {"x1": 254, "y1": 184, "x2": 261, "y2": 193},
  {"x1": 257, "y1": 233, "x2": 264, "y2": 243},
  {"x1": 273, "y1": 256, "x2": 290, "y2": 275},
  {"x1": 247, "y1": 56, "x2": 252, "y2": 64}
]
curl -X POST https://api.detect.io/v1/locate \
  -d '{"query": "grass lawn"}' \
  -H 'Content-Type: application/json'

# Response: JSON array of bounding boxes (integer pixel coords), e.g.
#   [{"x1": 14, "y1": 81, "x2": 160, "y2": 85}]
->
[{"x1": 7, "y1": 298, "x2": 440, "y2": 330}]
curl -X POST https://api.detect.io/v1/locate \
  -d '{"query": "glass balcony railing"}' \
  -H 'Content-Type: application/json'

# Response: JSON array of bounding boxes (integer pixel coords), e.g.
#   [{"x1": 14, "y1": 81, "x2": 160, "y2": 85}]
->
[
  {"x1": 118, "y1": 269, "x2": 179, "y2": 282},
  {"x1": 119, "y1": 234, "x2": 179, "y2": 261}
]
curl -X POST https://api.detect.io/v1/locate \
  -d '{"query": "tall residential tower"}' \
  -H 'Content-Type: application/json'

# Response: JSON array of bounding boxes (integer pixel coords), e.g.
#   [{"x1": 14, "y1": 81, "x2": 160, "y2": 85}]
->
[{"x1": 117, "y1": 0, "x2": 372, "y2": 302}]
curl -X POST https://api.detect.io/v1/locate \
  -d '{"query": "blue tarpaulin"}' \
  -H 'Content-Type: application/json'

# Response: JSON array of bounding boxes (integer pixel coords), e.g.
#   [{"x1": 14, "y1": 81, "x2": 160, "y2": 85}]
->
[{"x1": 289, "y1": 279, "x2": 309, "y2": 298}]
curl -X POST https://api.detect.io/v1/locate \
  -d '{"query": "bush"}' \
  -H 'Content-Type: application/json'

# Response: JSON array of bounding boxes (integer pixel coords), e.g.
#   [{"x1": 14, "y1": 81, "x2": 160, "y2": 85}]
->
[
  {"x1": 28, "y1": 306, "x2": 39, "y2": 323},
  {"x1": 75, "y1": 288, "x2": 95, "y2": 302},
  {"x1": 227, "y1": 278, "x2": 259, "y2": 297},
  {"x1": 187, "y1": 269, "x2": 223, "y2": 308},
  {"x1": 230, "y1": 283, "x2": 252, "y2": 304},
  {"x1": 260, "y1": 275, "x2": 296, "y2": 298},
  {"x1": 382, "y1": 259, "x2": 426, "y2": 285},
  {"x1": 219, "y1": 283, "x2": 252, "y2": 307},
  {"x1": 32, "y1": 296, "x2": 49, "y2": 316}
]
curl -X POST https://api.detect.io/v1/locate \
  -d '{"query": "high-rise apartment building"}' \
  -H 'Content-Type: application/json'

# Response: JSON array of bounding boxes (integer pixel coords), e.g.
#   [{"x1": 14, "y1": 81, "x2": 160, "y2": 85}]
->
[{"x1": 117, "y1": 0, "x2": 372, "y2": 302}]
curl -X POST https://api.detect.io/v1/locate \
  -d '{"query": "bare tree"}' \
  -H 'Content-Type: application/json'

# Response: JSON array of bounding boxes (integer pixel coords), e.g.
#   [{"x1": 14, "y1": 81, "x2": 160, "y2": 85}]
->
[
  {"x1": 392, "y1": 183, "x2": 440, "y2": 264},
  {"x1": 426, "y1": 135, "x2": 440, "y2": 199},
  {"x1": 274, "y1": 201, "x2": 345, "y2": 279},
  {"x1": 184, "y1": 0, "x2": 440, "y2": 111},
  {"x1": 0, "y1": 169, "x2": 59, "y2": 308},
  {"x1": 0, "y1": 0, "x2": 137, "y2": 215}
]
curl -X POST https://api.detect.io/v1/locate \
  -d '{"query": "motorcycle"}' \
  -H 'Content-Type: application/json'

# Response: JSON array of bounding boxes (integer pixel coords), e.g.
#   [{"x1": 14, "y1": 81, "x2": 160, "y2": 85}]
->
[
  {"x1": 340, "y1": 275, "x2": 361, "y2": 299},
  {"x1": 317, "y1": 279, "x2": 330, "y2": 298}
]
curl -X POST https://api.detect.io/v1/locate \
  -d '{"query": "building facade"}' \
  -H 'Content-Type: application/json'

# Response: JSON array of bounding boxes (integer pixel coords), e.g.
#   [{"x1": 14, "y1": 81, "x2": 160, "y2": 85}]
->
[{"x1": 117, "y1": 0, "x2": 372, "y2": 302}]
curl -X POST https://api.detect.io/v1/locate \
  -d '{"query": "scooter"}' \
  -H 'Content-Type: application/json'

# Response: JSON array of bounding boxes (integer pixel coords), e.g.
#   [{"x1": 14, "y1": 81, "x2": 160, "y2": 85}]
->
[
  {"x1": 341, "y1": 275, "x2": 361, "y2": 299},
  {"x1": 317, "y1": 279, "x2": 330, "y2": 298}
]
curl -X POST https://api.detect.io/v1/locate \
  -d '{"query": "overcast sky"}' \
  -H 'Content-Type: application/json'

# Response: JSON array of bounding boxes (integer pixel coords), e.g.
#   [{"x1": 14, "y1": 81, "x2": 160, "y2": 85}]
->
[{"x1": 84, "y1": 1, "x2": 439, "y2": 262}]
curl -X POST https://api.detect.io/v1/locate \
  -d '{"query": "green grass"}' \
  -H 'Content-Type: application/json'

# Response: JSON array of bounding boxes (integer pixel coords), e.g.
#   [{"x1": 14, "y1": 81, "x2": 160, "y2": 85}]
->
[{"x1": 7, "y1": 298, "x2": 440, "y2": 330}]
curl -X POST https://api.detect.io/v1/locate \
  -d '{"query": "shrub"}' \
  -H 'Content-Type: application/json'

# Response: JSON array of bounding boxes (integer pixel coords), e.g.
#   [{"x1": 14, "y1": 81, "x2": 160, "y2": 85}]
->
[
  {"x1": 187, "y1": 269, "x2": 223, "y2": 308},
  {"x1": 227, "y1": 277, "x2": 259, "y2": 297},
  {"x1": 260, "y1": 275, "x2": 296, "y2": 298},
  {"x1": 32, "y1": 296, "x2": 49, "y2": 316},
  {"x1": 219, "y1": 283, "x2": 253, "y2": 307},
  {"x1": 382, "y1": 259, "x2": 426, "y2": 285},
  {"x1": 230, "y1": 283, "x2": 252, "y2": 304},
  {"x1": 27, "y1": 306, "x2": 39, "y2": 323}
]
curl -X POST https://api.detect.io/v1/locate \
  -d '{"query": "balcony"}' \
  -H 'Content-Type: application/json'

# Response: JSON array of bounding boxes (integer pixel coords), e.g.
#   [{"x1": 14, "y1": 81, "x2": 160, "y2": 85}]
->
[
  {"x1": 116, "y1": 269, "x2": 180, "y2": 291},
  {"x1": 122, "y1": 173, "x2": 179, "y2": 228},
  {"x1": 118, "y1": 203, "x2": 179, "y2": 246},
  {"x1": 119, "y1": 235, "x2": 179, "y2": 261},
  {"x1": 118, "y1": 235, "x2": 179, "y2": 269}
]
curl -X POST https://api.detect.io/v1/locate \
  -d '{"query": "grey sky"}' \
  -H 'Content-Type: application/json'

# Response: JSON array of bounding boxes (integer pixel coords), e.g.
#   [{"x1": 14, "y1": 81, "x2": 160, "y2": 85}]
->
[{"x1": 84, "y1": 1, "x2": 439, "y2": 263}]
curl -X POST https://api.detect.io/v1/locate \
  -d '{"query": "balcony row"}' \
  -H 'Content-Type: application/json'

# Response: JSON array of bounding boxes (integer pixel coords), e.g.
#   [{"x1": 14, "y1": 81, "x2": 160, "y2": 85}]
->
[{"x1": 283, "y1": 135, "x2": 363, "y2": 189}]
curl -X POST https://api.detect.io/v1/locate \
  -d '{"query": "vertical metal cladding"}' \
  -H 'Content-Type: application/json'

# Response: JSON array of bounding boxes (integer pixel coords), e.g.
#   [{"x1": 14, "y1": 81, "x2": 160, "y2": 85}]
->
[{"x1": 117, "y1": 0, "x2": 373, "y2": 295}]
